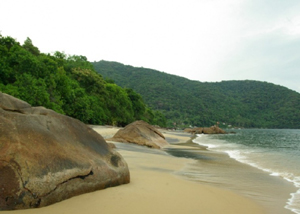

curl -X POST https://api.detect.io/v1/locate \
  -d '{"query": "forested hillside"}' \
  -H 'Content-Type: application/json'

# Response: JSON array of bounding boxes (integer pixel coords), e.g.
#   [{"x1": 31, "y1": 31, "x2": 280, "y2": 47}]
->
[
  {"x1": 0, "y1": 35, "x2": 166, "y2": 127},
  {"x1": 93, "y1": 60, "x2": 300, "y2": 128}
]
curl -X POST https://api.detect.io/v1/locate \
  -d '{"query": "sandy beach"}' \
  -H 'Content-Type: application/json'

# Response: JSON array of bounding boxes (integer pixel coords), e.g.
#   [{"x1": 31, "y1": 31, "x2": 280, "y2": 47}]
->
[{"x1": 2, "y1": 126, "x2": 266, "y2": 214}]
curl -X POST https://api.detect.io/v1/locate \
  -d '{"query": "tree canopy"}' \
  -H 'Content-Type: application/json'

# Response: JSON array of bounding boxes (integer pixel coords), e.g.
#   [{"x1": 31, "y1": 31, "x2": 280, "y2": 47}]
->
[
  {"x1": 0, "y1": 35, "x2": 166, "y2": 127},
  {"x1": 93, "y1": 60, "x2": 300, "y2": 129},
  {"x1": 3, "y1": 33, "x2": 298, "y2": 129}
]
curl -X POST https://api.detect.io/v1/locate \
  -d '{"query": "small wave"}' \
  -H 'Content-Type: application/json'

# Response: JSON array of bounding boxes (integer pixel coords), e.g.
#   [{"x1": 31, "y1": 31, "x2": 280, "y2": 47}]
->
[
  {"x1": 225, "y1": 148, "x2": 300, "y2": 214},
  {"x1": 194, "y1": 142, "x2": 218, "y2": 149},
  {"x1": 224, "y1": 149, "x2": 273, "y2": 173},
  {"x1": 224, "y1": 150, "x2": 300, "y2": 214},
  {"x1": 193, "y1": 133, "x2": 300, "y2": 214},
  {"x1": 286, "y1": 188, "x2": 300, "y2": 214},
  {"x1": 192, "y1": 136, "x2": 218, "y2": 149}
]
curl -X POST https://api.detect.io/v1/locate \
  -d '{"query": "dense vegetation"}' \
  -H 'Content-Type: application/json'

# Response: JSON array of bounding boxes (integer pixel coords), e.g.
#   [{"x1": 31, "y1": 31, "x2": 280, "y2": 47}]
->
[
  {"x1": 0, "y1": 35, "x2": 166, "y2": 127},
  {"x1": 93, "y1": 60, "x2": 300, "y2": 129}
]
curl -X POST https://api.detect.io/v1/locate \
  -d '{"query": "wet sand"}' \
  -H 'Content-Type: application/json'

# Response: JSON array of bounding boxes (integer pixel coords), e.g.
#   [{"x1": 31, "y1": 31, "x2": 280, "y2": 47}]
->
[{"x1": 161, "y1": 130, "x2": 296, "y2": 214}]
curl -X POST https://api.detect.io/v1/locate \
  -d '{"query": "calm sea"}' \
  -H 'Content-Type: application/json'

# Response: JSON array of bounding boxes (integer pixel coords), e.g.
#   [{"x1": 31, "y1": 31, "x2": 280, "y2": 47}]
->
[{"x1": 170, "y1": 129, "x2": 300, "y2": 214}]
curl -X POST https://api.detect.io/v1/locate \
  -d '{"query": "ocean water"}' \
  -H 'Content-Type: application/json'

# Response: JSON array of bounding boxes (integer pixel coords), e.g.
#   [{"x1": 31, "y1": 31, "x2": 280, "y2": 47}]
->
[{"x1": 188, "y1": 129, "x2": 300, "y2": 214}]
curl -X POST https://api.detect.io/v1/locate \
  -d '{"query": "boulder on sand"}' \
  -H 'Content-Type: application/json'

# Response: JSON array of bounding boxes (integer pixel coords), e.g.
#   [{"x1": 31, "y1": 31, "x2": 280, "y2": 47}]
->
[
  {"x1": 107, "y1": 120, "x2": 169, "y2": 149},
  {"x1": 0, "y1": 92, "x2": 130, "y2": 210}
]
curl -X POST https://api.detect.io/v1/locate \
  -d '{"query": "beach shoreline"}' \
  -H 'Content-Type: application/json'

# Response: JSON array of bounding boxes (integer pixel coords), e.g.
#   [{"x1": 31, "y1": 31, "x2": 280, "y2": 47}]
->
[
  {"x1": 190, "y1": 130, "x2": 298, "y2": 214},
  {"x1": 1, "y1": 126, "x2": 268, "y2": 214}
]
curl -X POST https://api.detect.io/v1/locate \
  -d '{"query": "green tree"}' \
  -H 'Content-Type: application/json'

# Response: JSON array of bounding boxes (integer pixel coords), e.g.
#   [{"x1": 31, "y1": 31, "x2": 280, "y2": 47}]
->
[
  {"x1": 13, "y1": 73, "x2": 50, "y2": 107},
  {"x1": 93, "y1": 60, "x2": 300, "y2": 128},
  {"x1": 1, "y1": 34, "x2": 168, "y2": 127},
  {"x1": 125, "y1": 88, "x2": 146, "y2": 120},
  {"x1": 105, "y1": 83, "x2": 134, "y2": 126},
  {"x1": 22, "y1": 37, "x2": 40, "y2": 56}
]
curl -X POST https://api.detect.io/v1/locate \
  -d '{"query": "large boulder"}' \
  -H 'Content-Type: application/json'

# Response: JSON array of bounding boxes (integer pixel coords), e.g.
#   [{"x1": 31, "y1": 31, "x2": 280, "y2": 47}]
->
[
  {"x1": 0, "y1": 92, "x2": 130, "y2": 210},
  {"x1": 107, "y1": 120, "x2": 169, "y2": 149}
]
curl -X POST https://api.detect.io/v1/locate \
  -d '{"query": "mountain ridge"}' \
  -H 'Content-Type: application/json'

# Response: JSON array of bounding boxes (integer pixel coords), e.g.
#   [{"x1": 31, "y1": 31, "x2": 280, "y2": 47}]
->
[{"x1": 93, "y1": 60, "x2": 300, "y2": 129}]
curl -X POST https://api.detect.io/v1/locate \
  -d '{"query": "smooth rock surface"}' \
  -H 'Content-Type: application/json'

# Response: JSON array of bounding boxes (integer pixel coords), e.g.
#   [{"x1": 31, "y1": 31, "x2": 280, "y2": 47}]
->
[
  {"x1": 0, "y1": 92, "x2": 130, "y2": 210},
  {"x1": 107, "y1": 120, "x2": 169, "y2": 149}
]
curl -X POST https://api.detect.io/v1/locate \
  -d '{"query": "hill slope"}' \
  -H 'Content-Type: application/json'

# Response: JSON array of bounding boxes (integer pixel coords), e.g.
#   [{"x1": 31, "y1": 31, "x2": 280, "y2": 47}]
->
[{"x1": 93, "y1": 60, "x2": 300, "y2": 128}]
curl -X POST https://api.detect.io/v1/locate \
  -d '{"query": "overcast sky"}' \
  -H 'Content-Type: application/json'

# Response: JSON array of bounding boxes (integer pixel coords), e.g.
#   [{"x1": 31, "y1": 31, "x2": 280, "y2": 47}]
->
[{"x1": 1, "y1": 0, "x2": 300, "y2": 93}]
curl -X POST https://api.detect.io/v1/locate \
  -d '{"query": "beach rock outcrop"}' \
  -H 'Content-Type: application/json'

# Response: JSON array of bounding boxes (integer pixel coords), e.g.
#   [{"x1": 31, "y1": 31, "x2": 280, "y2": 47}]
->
[
  {"x1": 0, "y1": 92, "x2": 130, "y2": 210},
  {"x1": 184, "y1": 126, "x2": 226, "y2": 134},
  {"x1": 107, "y1": 120, "x2": 169, "y2": 149},
  {"x1": 184, "y1": 127, "x2": 203, "y2": 134}
]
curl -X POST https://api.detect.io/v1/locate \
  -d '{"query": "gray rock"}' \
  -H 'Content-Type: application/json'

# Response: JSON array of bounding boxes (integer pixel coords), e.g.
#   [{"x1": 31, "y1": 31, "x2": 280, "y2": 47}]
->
[
  {"x1": 107, "y1": 120, "x2": 169, "y2": 149},
  {"x1": 0, "y1": 92, "x2": 130, "y2": 210}
]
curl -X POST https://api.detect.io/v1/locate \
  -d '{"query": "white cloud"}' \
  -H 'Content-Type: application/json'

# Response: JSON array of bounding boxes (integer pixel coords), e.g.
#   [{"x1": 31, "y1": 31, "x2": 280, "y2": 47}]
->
[{"x1": 284, "y1": 16, "x2": 300, "y2": 36}]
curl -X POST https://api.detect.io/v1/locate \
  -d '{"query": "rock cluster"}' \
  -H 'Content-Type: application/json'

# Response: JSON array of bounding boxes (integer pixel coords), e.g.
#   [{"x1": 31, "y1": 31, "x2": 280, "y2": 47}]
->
[
  {"x1": 184, "y1": 126, "x2": 226, "y2": 134},
  {"x1": 107, "y1": 120, "x2": 169, "y2": 149},
  {"x1": 0, "y1": 92, "x2": 130, "y2": 210}
]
